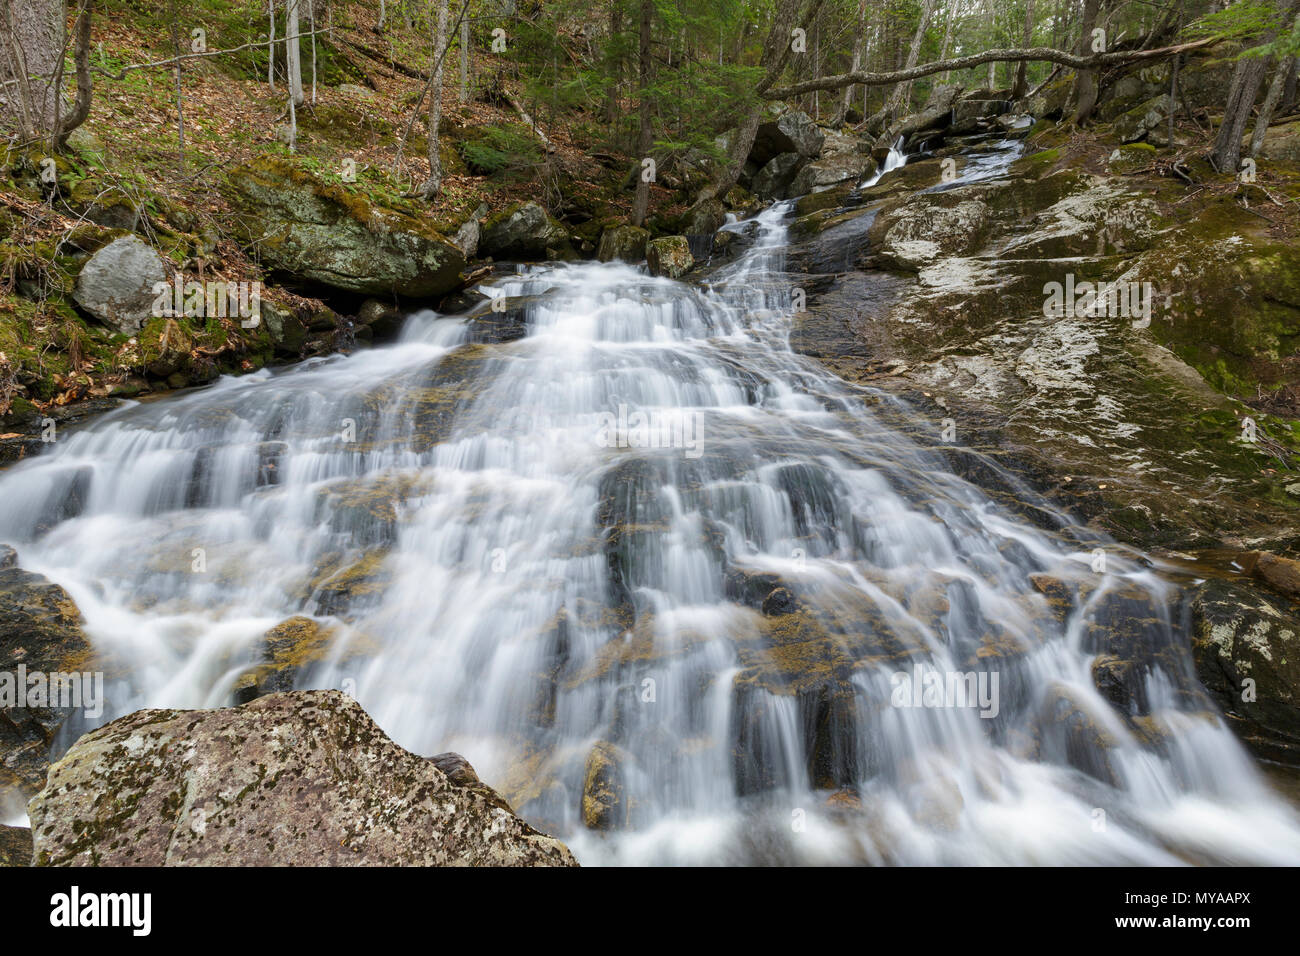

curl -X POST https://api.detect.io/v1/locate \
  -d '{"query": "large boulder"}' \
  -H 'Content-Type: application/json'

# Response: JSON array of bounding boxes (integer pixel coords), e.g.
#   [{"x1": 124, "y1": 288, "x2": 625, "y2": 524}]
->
[
  {"x1": 0, "y1": 556, "x2": 94, "y2": 805},
  {"x1": 751, "y1": 109, "x2": 825, "y2": 166},
  {"x1": 224, "y1": 157, "x2": 466, "y2": 298},
  {"x1": 72, "y1": 234, "x2": 168, "y2": 334},
  {"x1": 1191, "y1": 577, "x2": 1300, "y2": 763},
  {"x1": 789, "y1": 153, "x2": 874, "y2": 196},
  {"x1": 646, "y1": 236, "x2": 694, "y2": 278},
  {"x1": 1254, "y1": 120, "x2": 1300, "y2": 166},
  {"x1": 679, "y1": 198, "x2": 726, "y2": 237},
  {"x1": 597, "y1": 223, "x2": 649, "y2": 263},
  {"x1": 751, "y1": 152, "x2": 805, "y2": 199},
  {"x1": 1110, "y1": 94, "x2": 1172, "y2": 143},
  {"x1": 479, "y1": 201, "x2": 571, "y2": 261},
  {"x1": 27, "y1": 689, "x2": 578, "y2": 866}
]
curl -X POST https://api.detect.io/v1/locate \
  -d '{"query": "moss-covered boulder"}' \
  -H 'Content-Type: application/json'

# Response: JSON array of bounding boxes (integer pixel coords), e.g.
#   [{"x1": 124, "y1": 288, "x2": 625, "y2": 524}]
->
[
  {"x1": 27, "y1": 690, "x2": 578, "y2": 865},
  {"x1": 224, "y1": 157, "x2": 465, "y2": 298},
  {"x1": 646, "y1": 236, "x2": 694, "y2": 278},
  {"x1": 479, "y1": 201, "x2": 571, "y2": 261},
  {"x1": 1110, "y1": 94, "x2": 1172, "y2": 144},
  {"x1": 597, "y1": 223, "x2": 649, "y2": 263}
]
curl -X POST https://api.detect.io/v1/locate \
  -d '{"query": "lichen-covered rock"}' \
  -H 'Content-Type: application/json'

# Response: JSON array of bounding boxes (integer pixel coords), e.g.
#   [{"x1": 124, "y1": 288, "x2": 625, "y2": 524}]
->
[
  {"x1": 646, "y1": 236, "x2": 694, "y2": 278},
  {"x1": 479, "y1": 201, "x2": 571, "y2": 261},
  {"x1": 0, "y1": 562, "x2": 94, "y2": 802},
  {"x1": 72, "y1": 235, "x2": 168, "y2": 334},
  {"x1": 597, "y1": 223, "x2": 649, "y2": 263},
  {"x1": 869, "y1": 192, "x2": 992, "y2": 270},
  {"x1": 223, "y1": 157, "x2": 466, "y2": 298},
  {"x1": 27, "y1": 689, "x2": 578, "y2": 866},
  {"x1": 1191, "y1": 577, "x2": 1300, "y2": 763}
]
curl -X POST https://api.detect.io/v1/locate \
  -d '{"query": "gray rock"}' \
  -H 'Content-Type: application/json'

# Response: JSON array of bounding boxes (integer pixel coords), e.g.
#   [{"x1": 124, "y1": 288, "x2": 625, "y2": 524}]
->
[
  {"x1": 789, "y1": 153, "x2": 873, "y2": 196},
  {"x1": 27, "y1": 689, "x2": 578, "y2": 866},
  {"x1": 72, "y1": 235, "x2": 168, "y2": 334},
  {"x1": 751, "y1": 109, "x2": 825, "y2": 166},
  {"x1": 751, "y1": 152, "x2": 804, "y2": 199},
  {"x1": 1111, "y1": 93, "x2": 1173, "y2": 143},
  {"x1": 479, "y1": 202, "x2": 571, "y2": 261},
  {"x1": 678, "y1": 198, "x2": 726, "y2": 237}
]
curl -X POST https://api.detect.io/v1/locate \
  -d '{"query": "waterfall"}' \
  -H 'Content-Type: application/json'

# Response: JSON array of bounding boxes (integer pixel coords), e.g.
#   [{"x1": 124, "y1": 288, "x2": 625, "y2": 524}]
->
[
  {"x1": 2, "y1": 153, "x2": 1299, "y2": 865},
  {"x1": 861, "y1": 136, "x2": 907, "y2": 188}
]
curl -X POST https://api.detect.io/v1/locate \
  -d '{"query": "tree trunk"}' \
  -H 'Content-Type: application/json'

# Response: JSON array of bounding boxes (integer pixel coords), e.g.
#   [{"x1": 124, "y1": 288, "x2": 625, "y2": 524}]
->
[
  {"x1": 0, "y1": 0, "x2": 64, "y2": 141},
  {"x1": 1249, "y1": 10, "x2": 1300, "y2": 157},
  {"x1": 886, "y1": 0, "x2": 933, "y2": 120},
  {"x1": 1210, "y1": 0, "x2": 1293, "y2": 179},
  {"x1": 1070, "y1": 0, "x2": 1102, "y2": 124},
  {"x1": 836, "y1": 0, "x2": 868, "y2": 124},
  {"x1": 286, "y1": 0, "x2": 303, "y2": 106},
  {"x1": 700, "y1": 0, "x2": 821, "y2": 203},
  {"x1": 419, "y1": 0, "x2": 450, "y2": 200},
  {"x1": 631, "y1": 0, "x2": 653, "y2": 227},
  {"x1": 1012, "y1": 0, "x2": 1035, "y2": 98}
]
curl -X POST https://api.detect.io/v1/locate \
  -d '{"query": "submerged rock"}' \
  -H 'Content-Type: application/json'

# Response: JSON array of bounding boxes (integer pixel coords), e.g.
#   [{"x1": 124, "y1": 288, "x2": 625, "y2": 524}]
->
[{"x1": 28, "y1": 689, "x2": 578, "y2": 866}]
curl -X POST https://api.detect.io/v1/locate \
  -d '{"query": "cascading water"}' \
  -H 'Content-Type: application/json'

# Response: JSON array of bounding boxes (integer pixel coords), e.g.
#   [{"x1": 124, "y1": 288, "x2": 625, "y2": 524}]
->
[
  {"x1": 861, "y1": 136, "x2": 907, "y2": 188},
  {"x1": 3, "y1": 144, "x2": 1300, "y2": 865}
]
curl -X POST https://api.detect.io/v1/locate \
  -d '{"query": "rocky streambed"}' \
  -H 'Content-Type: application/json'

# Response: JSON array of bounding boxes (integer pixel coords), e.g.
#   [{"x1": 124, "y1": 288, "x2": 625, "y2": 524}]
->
[{"x1": 3, "y1": 78, "x2": 1300, "y2": 865}]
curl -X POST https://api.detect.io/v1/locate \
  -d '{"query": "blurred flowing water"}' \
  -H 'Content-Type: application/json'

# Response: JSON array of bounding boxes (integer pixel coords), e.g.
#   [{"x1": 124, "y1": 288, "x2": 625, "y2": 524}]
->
[{"x1": 2, "y1": 144, "x2": 1299, "y2": 864}]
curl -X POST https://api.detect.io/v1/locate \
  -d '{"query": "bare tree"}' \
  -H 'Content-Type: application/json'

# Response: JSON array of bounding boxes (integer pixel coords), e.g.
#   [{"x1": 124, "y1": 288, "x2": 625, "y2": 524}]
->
[
  {"x1": 286, "y1": 0, "x2": 304, "y2": 106},
  {"x1": 631, "y1": 0, "x2": 654, "y2": 226},
  {"x1": 419, "y1": 0, "x2": 451, "y2": 200},
  {"x1": 1012, "y1": 0, "x2": 1036, "y2": 98}
]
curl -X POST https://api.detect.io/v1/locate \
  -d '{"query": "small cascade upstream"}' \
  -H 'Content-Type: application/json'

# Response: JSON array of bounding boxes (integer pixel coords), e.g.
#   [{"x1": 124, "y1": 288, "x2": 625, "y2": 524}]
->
[{"x1": 2, "y1": 139, "x2": 1300, "y2": 864}]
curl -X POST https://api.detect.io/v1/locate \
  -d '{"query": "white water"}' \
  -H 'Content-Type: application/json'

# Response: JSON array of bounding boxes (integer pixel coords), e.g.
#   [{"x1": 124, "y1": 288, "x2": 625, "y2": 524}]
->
[
  {"x1": 2, "y1": 154, "x2": 1300, "y2": 863},
  {"x1": 861, "y1": 137, "x2": 907, "y2": 188}
]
